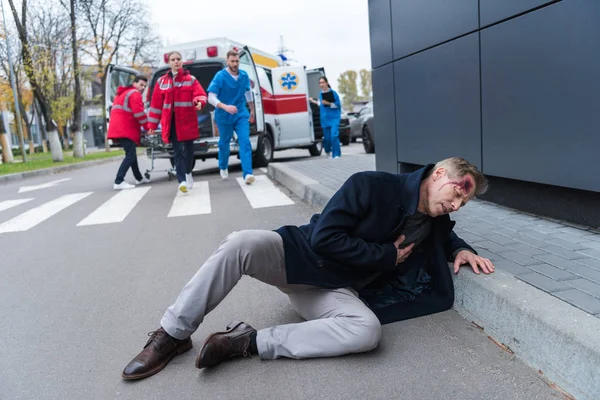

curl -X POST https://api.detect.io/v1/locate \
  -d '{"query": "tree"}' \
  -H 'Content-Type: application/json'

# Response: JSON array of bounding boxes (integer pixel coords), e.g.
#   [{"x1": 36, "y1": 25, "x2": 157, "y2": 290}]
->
[
  {"x1": 59, "y1": 0, "x2": 84, "y2": 157},
  {"x1": 337, "y1": 70, "x2": 359, "y2": 111},
  {"x1": 80, "y1": 0, "x2": 144, "y2": 151},
  {"x1": 0, "y1": 16, "x2": 28, "y2": 159},
  {"x1": 14, "y1": 70, "x2": 35, "y2": 155},
  {"x1": 29, "y1": 6, "x2": 76, "y2": 151},
  {"x1": 125, "y1": 21, "x2": 160, "y2": 68},
  {"x1": 359, "y1": 69, "x2": 372, "y2": 101},
  {"x1": 51, "y1": 95, "x2": 75, "y2": 147},
  {"x1": 7, "y1": 0, "x2": 64, "y2": 161},
  {"x1": 0, "y1": 79, "x2": 15, "y2": 163}
]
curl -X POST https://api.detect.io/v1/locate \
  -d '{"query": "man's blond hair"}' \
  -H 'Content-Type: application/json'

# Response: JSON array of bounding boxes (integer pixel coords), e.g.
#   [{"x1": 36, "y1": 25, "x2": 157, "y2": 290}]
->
[{"x1": 432, "y1": 157, "x2": 488, "y2": 196}]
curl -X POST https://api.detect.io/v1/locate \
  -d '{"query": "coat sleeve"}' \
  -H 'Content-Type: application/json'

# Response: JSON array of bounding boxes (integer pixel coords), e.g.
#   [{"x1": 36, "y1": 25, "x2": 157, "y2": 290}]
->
[
  {"x1": 309, "y1": 172, "x2": 398, "y2": 272},
  {"x1": 148, "y1": 81, "x2": 163, "y2": 130},
  {"x1": 130, "y1": 91, "x2": 149, "y2": 131},
  {"x1": 444, "y1": 230, "x2": 477, "y2": 262},
  {"x1": 192, "y1": 78, "x2": 208, "y2": 107}
]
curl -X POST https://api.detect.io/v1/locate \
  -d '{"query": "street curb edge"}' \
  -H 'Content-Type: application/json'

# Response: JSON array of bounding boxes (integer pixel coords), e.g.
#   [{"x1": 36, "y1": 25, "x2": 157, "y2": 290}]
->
[{"x1": 268, "y1": 162, "x2": 335, "y2": 209}]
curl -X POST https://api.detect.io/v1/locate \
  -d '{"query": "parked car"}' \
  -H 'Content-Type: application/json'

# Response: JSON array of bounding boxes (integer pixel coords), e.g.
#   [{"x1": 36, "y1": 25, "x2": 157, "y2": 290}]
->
[
  {"x1": 339, "y1": 112, "x2": 351, "y2": 146},
  {"x1": 349, "y1": 102, "x2": 375, "y2": 153}
]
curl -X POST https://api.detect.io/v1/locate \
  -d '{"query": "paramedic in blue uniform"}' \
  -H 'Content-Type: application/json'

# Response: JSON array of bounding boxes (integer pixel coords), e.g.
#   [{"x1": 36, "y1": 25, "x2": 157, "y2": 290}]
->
[
  {"x1": 310, "y1": 76, "x2": 342, "y2": 159},
  {"x1": 207, "y1": 50, "x2": 256, "y2": 185}
]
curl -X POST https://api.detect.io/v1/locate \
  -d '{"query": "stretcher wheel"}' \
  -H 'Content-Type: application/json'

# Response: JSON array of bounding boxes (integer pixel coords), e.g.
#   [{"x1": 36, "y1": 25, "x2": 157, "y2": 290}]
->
[{"x1": 144, "y1": 172, "x2": 151, "y2": 180}]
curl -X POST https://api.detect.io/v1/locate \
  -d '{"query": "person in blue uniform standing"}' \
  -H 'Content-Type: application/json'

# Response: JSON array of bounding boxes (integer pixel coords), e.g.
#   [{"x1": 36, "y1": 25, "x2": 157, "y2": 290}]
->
[
  {"x1": 207, "y1": 50, "x2": 256, "y2": 185},
  {"x1": 310, "y1": 76, "x2": 342, "y2": 159}
]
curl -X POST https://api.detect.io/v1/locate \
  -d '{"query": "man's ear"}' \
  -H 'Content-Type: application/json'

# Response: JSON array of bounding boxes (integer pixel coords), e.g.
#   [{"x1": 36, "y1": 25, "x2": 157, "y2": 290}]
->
[{"x1": 432, "y1": 167, "x2": 446, "y2": 181}]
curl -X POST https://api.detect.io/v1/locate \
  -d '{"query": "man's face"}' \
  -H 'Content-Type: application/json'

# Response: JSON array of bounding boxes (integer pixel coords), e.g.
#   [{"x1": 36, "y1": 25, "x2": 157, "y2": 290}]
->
[
  {"x1": 227, "y1": 55, "x2": 240, "y2": 73},
  {"x1": 133, "y1": 80, "x2": 147, "y2": 94},
  {"x1": 425, "y1": 168, "x2": 475, "y2": 217}
]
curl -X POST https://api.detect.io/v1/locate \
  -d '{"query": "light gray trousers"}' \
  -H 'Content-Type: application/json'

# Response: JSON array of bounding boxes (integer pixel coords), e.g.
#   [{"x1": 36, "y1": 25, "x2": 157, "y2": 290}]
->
[{"x1": 160, "y1": 230, "x2": 382, "y2": 360}]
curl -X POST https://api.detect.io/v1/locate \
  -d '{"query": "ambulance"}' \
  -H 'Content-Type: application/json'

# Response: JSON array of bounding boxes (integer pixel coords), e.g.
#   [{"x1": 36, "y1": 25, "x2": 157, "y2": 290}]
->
[{"x1": 105, "y1": 37, "x2": 328, "y2": 169}]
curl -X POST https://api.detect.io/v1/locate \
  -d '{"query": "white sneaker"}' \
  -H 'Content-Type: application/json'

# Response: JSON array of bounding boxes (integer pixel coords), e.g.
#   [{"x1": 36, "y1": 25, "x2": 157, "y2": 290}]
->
[
  {"x1": 186, "y1": 173, "x2": 194, "y2": 189},
  {"x1": 114, "y1": 182, "x2": 135, "y2": 190},
  {"x1": 245, "y1": 174, "x2": 255, "y2": 185},
  {"x1": 220, "y1": 169, "x2": 229, "y2": 180},
  {"x1": 178, "y1": 182, "x2": 188, "y2": 193},
  {"x1": 136, "y1": 177, "x2": 151, "y2": 184},
  {"x1": 325, "y1": 152, "x2": 331, "y2": 158},
  {"x1": 333, "y1": 156, "x2": 340, "y2": 159}
]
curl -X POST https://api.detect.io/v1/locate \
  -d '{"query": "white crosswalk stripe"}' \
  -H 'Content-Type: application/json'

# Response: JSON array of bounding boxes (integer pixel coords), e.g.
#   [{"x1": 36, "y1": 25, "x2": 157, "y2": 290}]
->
[
  {"x1": 0, "y1": 192, "x2": 92, "y2": 234},
  {"x1": 18, "y1": 178, "x2": 71, "y2": 193},
  {"x1": 0, "y1": 198, "x2": 34, "y2": 212},
  {"x1": 236, "y1": 175, "x2": 294, "y2": 209},
  {"x1": 77, "y1": 187, "x2": 151, "y2": 226},
  {"x1": 168, "y1": 181, "x2": 211, "y2": 217},
  {"x1": 0, "y1": 175, "x2": 295, "y2": 233}
]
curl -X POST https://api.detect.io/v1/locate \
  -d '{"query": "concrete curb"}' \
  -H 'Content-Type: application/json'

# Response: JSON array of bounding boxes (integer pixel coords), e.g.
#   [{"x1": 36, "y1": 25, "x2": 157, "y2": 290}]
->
[
  {"x1": 0, "y1": 155, "x2": 124, "y2": 184},
  {"x1": 453, "y1": 268, "x2": 600, "y2": 400},
  {"x1": 268, "y1": 161, "x2": 599, "y2": 400},
  {"x1": 268, "y1": 162, "x2": 336, "y2": 209}
]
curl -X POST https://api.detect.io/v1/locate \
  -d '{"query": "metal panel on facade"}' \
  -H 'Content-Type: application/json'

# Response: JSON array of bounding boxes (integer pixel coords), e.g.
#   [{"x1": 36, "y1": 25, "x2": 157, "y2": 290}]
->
[
  {"x1": 391, "y1": 0, "x2": 478, "y2": 60},
  {"x1": 480, "y1": 0, "x2": 555, "y2": 27},
  {"x1": 372, "y1": 64, "x2": 397, "y2": 174},
  {"x1": 369, "y1": 0, "x2": 393, "y2": 68},
  {"x1": 481, "y1": 0, "x2": 600, "y2": 192},
  {"x1": 394, "y1": 33, "x2": 481, "y2": 169}
]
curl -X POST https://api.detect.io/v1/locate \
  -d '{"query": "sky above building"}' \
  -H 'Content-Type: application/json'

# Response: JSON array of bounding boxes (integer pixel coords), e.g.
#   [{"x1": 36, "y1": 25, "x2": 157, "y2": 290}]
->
[{"x1": 146, "y1": 0, "x2": 372, "y2": 92}]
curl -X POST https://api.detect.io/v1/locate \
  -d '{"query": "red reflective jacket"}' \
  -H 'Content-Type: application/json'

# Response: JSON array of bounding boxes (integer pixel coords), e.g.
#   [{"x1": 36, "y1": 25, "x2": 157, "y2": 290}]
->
[
  {"x1": 148, "y1": 69, "x2": 208, "y2": 143},
  {"x1": 107, "y1": 86, "x2": 148, "y2": 145}
]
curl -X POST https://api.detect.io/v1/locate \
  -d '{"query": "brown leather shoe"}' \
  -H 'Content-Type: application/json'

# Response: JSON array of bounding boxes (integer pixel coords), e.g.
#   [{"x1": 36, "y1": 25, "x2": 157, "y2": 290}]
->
[
  {"x1": 122, "y1": 328, "x2": 193, "y2": 380},
  {"x1": 195, "y1": 321, "x2": 256, "y2": 369}
]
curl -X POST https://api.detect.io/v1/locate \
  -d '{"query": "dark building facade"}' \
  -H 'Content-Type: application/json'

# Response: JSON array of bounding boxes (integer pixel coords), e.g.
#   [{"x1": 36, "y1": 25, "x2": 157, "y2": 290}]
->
[{"x1": 369, "y1": 0, "x2": 600, "y2": 228}]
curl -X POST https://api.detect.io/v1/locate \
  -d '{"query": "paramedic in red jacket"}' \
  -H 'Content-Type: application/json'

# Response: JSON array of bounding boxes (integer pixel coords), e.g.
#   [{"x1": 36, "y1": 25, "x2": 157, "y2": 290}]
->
[
  {"x1": 107, "y1": 76, "x2": 150, "y2": 190},
  {"x1": 148, "y1": 51, "x2": 208, "y2": 193}
]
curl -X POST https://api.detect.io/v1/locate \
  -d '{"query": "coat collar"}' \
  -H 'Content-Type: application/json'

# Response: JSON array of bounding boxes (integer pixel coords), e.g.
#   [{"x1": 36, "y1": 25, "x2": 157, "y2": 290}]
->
[
  {"x1": 400, "y1": 164, "x2": 435, "y2": 215},
  {"x1": 167, "y1": 68, "x2": 189, "y2": 81}
]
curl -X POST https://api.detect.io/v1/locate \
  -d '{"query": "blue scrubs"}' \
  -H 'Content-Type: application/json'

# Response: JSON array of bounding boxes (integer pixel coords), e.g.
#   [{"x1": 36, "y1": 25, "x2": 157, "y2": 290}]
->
[
  {"x1": 207, "y1": 69, "x2": 253, "y2": 178},
  {"x1": 319, "y1": 89, "x2": 342, "y2": 158}
]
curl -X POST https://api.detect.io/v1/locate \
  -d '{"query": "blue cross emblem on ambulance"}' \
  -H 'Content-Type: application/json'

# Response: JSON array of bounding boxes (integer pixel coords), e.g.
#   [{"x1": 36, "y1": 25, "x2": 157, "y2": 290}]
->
[{"x1": 279, "y1": 72, "x2": 299, "y2": 91}]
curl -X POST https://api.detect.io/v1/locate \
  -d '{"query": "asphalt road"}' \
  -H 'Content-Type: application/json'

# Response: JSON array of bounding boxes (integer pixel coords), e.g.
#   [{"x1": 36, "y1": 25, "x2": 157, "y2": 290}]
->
[{"x1": 0, "y1": 144, "x2": 558, "y2": 400}]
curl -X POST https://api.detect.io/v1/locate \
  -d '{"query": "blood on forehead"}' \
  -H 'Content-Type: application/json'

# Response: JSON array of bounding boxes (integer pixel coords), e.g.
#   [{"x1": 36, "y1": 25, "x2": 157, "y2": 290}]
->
[{"x1": 449, "y1": 176, "x2": 474, "y2": 195}]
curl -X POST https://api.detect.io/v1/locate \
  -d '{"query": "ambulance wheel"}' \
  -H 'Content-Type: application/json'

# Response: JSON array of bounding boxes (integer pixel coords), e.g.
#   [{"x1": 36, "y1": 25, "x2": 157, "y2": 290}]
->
[
  {"x1": 253, "y1": 133, "x2": 273, "y2": 167},
  {"x1": 308, "y1": 141, "x2": 323, "y2": 156}
]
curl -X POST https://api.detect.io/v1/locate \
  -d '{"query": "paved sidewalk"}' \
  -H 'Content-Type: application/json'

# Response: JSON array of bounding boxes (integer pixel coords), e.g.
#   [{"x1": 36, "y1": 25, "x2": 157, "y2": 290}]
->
[
  {"x1": 285, "y1": 153, "x2": 600, "y2": 316},
  {"x1": 268, "y1": 152, "x2": 600, "y2": 400}
]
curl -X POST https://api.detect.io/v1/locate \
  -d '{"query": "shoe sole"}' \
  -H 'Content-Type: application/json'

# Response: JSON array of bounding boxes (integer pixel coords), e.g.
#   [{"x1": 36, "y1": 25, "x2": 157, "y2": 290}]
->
[
  {"x1": 195, "y1": 322, "x2": 244, "y2": 369},
  {"x1": 179, "y1": 186, "x2": 188, "y2": 193},
  {"x1": 245, "y1": 176, "x2": 255, "y2": 185},
  {"x1": 121, "y1": 340, "x2": 193, "y2": 381}
]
